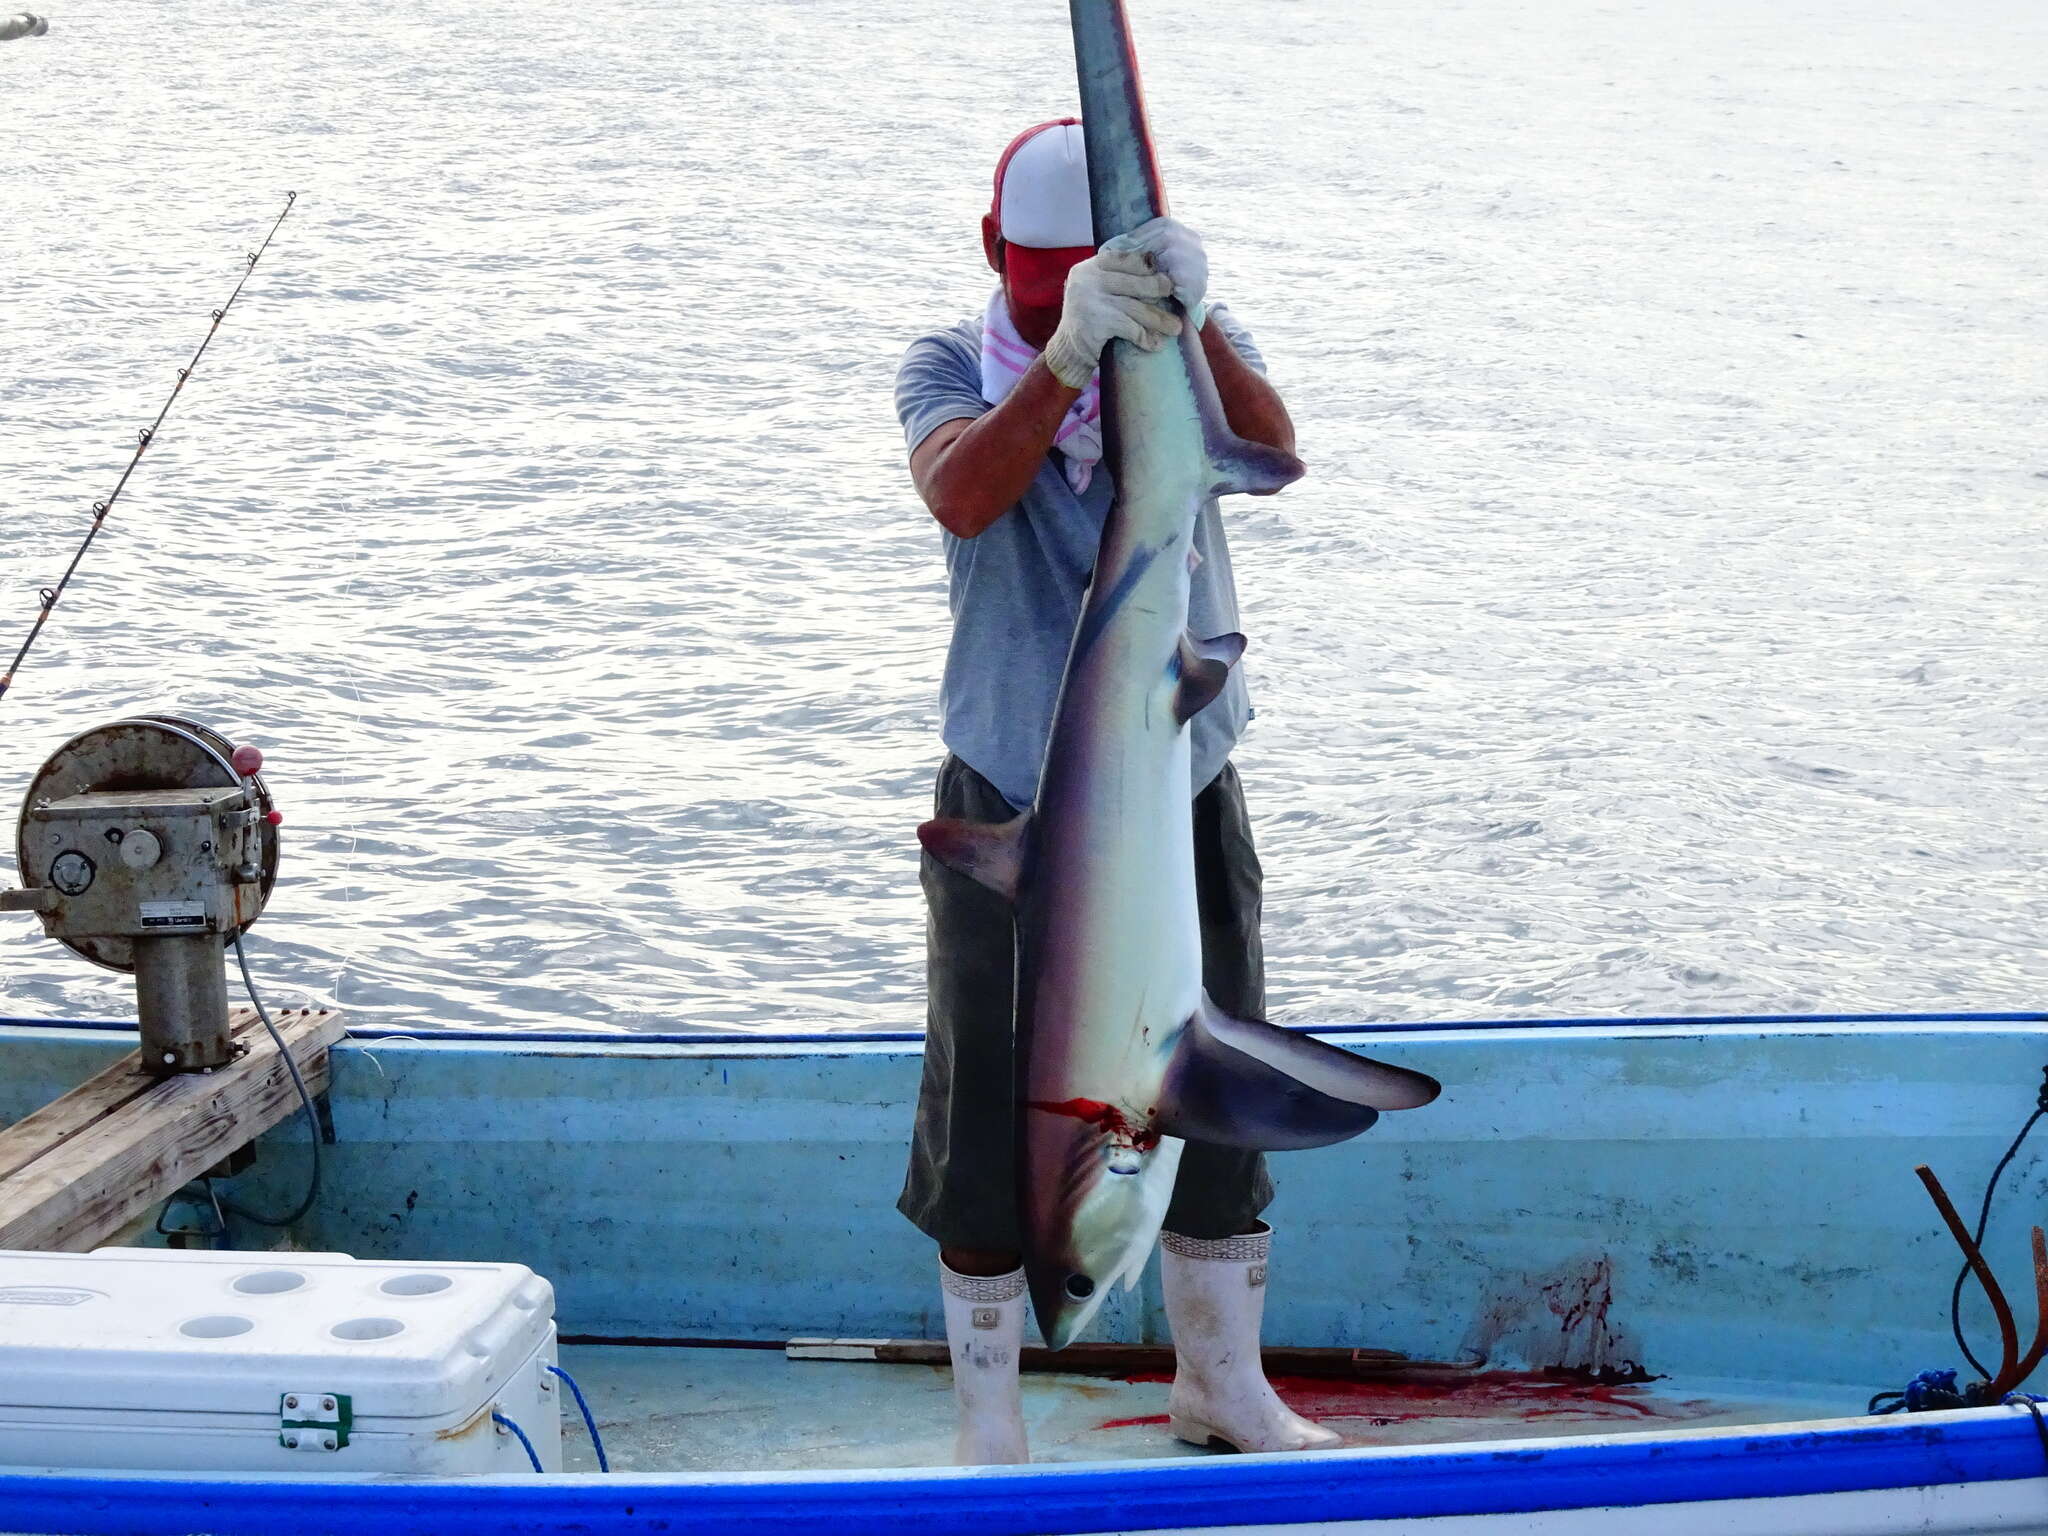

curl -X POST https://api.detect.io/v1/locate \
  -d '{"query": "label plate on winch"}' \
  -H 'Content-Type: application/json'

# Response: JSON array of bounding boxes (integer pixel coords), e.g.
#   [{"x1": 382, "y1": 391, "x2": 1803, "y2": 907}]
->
[{"x1": 138, "y1": 899, "x2": 208, "y2": 931}]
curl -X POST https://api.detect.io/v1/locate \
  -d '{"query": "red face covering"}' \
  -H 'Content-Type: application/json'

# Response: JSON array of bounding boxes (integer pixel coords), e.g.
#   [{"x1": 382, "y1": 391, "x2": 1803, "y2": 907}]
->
[{"x1": 1004, "y1": 242, "x2": 1095, "y2": 311}]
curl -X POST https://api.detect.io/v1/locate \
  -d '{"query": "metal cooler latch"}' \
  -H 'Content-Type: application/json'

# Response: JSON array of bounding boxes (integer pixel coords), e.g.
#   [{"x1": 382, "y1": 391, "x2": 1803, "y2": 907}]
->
[{"x1": 279, "y1": 1390, "x2": 352, "y2": 1452}]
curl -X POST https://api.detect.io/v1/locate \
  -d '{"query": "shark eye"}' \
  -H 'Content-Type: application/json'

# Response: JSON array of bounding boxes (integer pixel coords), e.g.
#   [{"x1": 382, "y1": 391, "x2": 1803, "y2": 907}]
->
[{"x1": 1064, "y1": 1273, "x2": 1096, "y2": 1301}]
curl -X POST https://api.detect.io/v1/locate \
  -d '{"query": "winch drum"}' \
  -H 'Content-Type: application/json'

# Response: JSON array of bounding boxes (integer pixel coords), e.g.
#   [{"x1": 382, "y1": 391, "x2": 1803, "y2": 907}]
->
[{"x1": 7, "y1": 716, "x2": 281, "y2": 1072}]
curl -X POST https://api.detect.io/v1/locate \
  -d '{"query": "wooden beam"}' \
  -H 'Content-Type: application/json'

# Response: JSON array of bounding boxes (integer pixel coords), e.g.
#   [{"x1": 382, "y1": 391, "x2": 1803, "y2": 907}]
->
[
  {"x1": 0, "y1": 1058, "x2": 158, "y2": 1185},
  {"x1": 0, "y1": 1008, "x2": 277, "y2": 1182},
  {"x1": 0, "y1": 1008, "x2": 344, "y2": 1252}
]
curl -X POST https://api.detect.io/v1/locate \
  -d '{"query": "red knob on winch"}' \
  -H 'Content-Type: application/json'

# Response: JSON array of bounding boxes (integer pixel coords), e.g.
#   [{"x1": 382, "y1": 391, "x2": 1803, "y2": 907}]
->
[
  {"x1": 265, "y1": 810, "x2": 284, "y2": 827},
  {"x1": 230, "y1": 745, "x2": 264, "y2": 776}
]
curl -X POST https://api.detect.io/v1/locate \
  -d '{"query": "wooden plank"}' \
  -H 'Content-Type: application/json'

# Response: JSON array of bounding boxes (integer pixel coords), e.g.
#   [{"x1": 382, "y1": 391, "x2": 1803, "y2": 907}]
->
[
  {"x1": 0, "y1": 1008, "x2": 344, "y2": 1252},
  {"x1": 0, "y1": 1008, "x2": 269, "y2": 1182}
]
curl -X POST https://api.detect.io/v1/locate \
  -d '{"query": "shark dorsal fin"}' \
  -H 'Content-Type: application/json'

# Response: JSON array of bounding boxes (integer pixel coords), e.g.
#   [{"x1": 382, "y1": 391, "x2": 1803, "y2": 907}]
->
[
  {"x1": 917, "y1": 812, "x2": 1030, "y2": 901},
  {"x1": 1155, "y1": 997, "x2": 1441, "y2": 1150}
]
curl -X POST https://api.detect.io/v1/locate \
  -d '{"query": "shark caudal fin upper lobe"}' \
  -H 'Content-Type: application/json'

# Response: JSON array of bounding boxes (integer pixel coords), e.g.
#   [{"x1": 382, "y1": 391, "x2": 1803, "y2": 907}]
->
[{"x1": 1156, "y1": 997, "x2": 1441, "y2": 1150}]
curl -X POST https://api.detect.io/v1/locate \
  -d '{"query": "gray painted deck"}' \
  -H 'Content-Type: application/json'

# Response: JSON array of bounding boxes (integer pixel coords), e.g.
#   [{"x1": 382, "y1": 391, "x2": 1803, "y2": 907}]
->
[{"x1": 551, "y1": 1343, "x2": 1851, "y2": 1473}]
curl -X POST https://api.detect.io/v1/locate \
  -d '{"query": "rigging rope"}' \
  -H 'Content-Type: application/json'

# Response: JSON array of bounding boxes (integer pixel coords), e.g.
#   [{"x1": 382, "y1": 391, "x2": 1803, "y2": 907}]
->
[
  {"x1": 1870, "y1": 1064, "x2": 2048, "y2": 1414},
  {"x1": 1952, "y1": 1066, "x2": 2048, "y2": 1379}
]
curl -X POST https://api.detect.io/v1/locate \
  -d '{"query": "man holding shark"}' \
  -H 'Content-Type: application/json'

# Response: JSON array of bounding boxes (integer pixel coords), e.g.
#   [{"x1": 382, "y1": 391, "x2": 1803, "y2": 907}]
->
[{"x1": 894, "y1": 118, "x2": 1348, "y2": 1465}]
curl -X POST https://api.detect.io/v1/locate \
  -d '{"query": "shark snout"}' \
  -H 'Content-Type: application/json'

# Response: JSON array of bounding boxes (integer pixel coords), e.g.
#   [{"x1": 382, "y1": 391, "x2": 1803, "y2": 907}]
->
[{"x1": 1026, "y1": 1262, "x2": 1103, "y2": 1352}]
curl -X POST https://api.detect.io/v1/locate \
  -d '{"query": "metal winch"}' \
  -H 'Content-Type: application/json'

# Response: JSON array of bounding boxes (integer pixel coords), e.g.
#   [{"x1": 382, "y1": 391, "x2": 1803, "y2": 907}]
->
[{"x1": 2, "y1": 716, "x2": 281, "y2": 1073}]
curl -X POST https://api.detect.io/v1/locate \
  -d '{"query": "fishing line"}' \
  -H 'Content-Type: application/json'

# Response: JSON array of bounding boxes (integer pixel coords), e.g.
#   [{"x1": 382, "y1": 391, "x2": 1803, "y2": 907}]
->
[
  {"x1": 0, "y1": 190, "x2": 297, "y2": 704},
  {"x1": 321, "y1": 539, "x2": 373, "y2": 1016}
]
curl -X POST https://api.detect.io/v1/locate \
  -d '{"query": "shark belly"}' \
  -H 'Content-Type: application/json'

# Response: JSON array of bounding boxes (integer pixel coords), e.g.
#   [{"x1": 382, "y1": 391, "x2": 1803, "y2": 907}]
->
[{"x1": 1018, "y1": 360, "x2": 1212, "y2": 1345}]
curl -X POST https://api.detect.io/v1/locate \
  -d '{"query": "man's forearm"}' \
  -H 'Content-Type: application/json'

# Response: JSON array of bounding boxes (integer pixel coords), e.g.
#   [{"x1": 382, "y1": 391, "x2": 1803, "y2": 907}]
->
[
  {"x1": 1201, "y1": 323, "x2": 1297, "y2": 461},
  {"x1": 919, "y1": 360, "x2": 1081, "y2": 538}
]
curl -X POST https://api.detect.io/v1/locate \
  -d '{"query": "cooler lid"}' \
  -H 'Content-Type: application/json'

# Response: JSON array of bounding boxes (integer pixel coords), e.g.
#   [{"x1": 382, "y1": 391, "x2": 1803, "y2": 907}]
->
[{"x1": 0, "y1": 1247, "x2": 553, "y2": 1421}]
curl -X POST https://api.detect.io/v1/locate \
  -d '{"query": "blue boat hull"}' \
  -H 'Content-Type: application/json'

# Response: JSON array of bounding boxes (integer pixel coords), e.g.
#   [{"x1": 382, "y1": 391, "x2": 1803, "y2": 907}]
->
[
  {"x1": 0, "y1": 1408, "x2": 2044, "y2": 1536},
  {"x1": 0, "y1": 1011, "x2": 2042, "y2": 1531}
]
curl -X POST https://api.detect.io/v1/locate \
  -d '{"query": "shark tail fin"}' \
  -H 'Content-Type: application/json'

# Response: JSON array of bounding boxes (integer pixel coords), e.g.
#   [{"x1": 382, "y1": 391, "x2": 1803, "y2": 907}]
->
[
  {"x1": 1173, "y1": 630, "x2": 1247, "y2": 723},
  {"x1": 917, "y1": 812, "x2": 1029, "y2": 901},
  {"x1": 1155, "y1": 997, "x2": 1440, "y2": 1150}
]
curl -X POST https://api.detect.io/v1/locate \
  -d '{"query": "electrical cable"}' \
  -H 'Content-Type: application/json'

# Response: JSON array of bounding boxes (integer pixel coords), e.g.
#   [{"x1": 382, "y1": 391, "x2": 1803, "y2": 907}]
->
[{"x1": 209, "y1": 933, "x2": 323, "y2": 1228}]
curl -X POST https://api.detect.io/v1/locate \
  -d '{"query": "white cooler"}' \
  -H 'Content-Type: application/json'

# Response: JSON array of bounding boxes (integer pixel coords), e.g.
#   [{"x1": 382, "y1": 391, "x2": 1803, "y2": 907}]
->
[{"x1": 0, "y1": 1247, "x2": 562, "y2": 1475}]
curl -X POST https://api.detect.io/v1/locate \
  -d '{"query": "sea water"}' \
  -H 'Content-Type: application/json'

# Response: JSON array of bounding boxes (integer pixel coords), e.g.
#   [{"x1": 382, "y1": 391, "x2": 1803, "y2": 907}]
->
[{"x1": 2, "y1": 0, "x2": 2042, "y2": 1031}]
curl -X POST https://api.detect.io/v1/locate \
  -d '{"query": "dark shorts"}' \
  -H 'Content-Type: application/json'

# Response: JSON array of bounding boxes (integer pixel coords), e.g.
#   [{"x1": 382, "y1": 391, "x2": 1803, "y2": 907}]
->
[{"x1": 898, "y1": 753, "x2": 1275, "y2": 1252}]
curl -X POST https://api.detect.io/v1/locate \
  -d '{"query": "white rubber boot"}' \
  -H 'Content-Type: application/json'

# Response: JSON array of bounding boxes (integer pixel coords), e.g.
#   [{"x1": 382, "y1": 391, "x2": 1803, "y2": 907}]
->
[
  {"x1": 941, "y1": 1261, "x2": 1030, "y2": 1465},
  {"x1": 1161, "y1": 1224, "x2": 1342, "y2": 1453}
]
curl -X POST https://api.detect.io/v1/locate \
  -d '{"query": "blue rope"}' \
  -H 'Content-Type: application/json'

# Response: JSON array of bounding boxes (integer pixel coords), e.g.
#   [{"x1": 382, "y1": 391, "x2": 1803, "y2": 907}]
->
[
  {"x1": 1868, "y1": 1368, "x2": 1980, "y2": 1415},
  {"x1": 1869, "y1": 1375, "x2": 2048, "y2": 1420},
  {"x1": 547, "y1": 1363, "x2": 610, "y2": 1473},
  {"x1": 491, "y1": 1411, "x2": 543, "y2": 1473}
]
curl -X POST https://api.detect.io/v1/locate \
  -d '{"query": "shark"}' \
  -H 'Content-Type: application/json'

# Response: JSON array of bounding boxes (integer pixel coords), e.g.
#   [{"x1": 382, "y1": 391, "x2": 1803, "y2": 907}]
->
[{"x1": 919, "y1": 0, "x2": 1441, "y2": 1350}]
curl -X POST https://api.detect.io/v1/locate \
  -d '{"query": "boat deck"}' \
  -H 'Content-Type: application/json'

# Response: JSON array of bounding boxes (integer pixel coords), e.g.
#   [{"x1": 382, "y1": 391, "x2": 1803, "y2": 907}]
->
[{"x1": 551, "y1": 1343, "x2": 1855, "y2": 1473}]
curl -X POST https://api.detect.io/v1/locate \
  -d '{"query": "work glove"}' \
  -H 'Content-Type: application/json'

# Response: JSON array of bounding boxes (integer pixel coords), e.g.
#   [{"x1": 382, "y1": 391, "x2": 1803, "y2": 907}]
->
[
  {"x1": 1042, "y1": 245, "x2": 1181, "y2": 388},
  {"x1": 1126, "y1": 216, "x2": 1208, "y2": 330}
]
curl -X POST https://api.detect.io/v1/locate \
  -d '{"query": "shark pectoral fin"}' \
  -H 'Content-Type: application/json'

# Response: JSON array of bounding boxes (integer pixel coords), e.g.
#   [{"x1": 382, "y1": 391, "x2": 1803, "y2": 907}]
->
[
  {"x1": 1155, "y1": 997, "x2": 1441, "y2": 1151},
  {"x1": 1173, "y1": 630, "x2": 1247, "y2": 724},
  {"x1": 916, "y1": 813, "x2": 1029, "y2": 900},
  {"x1": 1178, "y1": 322, "x2": 1308, "y2": 499},
  {"x1": 1207, "y1": 436, "x2": 1306, "y2": 499}
]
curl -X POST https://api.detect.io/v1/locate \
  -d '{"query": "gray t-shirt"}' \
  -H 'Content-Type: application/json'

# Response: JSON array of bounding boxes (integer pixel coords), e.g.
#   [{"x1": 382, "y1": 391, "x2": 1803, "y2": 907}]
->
[{"x1": 896, "y1": 305, "x2": 1264, "y2": 811}]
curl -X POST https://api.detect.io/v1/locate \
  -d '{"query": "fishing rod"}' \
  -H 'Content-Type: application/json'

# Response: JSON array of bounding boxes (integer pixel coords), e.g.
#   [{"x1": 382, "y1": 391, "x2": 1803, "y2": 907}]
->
[{"x1": 0, "y1": 190, "x2": 297, "y2": 704}]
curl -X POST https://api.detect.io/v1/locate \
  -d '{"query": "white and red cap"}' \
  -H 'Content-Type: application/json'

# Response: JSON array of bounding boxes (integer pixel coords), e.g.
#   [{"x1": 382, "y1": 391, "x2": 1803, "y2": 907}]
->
[{"x1": 991, "y1": 119, "x2": 1096, "y2": 307}]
